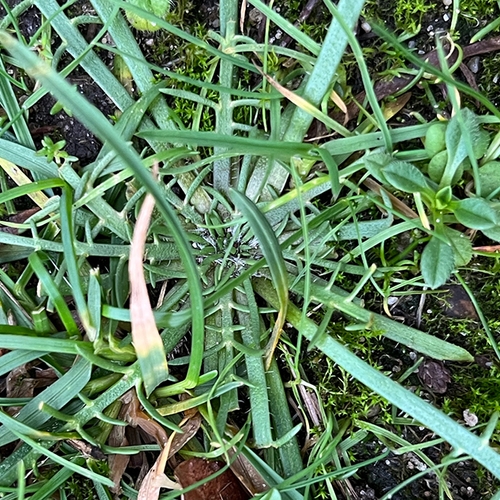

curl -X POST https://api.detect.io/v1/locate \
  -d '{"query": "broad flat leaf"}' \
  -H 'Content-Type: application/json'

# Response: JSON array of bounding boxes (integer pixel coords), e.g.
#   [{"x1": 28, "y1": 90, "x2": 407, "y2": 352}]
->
[
  {"x1": 478, "y1": 161, "x2": 500, "y2": 198},
  {"x1": 482, "y1": 226, "x2": 500, "y2": 242},
  {"x1": 363, "y1": 152, "x2": 392, "y2": 184},
  {"x1": 445, "y1": 227, "x2": 472, "y2": 267},
  {"x1": 442, "y1": 108, "x2": 479, "y2": 187},
  {"x1": 382, "y1": 160, "x2": 429, "y2": 193},
  {"x1": 453, "y1": 198, "x2": 497, "y2": 230},
  {"x1": 424, "y1": 121, "x2": 447, "y2": 157},
  {"x1": 421, "y1": 236, "x2": 455, "y2": 289}
]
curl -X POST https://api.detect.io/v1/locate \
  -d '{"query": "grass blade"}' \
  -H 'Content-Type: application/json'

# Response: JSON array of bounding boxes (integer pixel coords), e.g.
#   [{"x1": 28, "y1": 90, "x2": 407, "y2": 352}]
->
[
  {"x1": 255, "y1": 278, "x2": 500, "y2": 479},
  {"x1": 0, "y1": 30, "x2": 205, "y2": 393},
  {"x1": 229, "y1": 188, "x2": 288, "y2": 369}
]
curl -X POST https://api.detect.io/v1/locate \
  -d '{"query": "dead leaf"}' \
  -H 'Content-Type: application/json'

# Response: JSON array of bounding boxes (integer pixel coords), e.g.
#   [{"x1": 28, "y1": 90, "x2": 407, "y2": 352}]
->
[
  {"x1": 330, "y1": 89, "x2": 349, "y2": 123},
  {"x1": 382, "y1": 91, "x2": 412, "y2": 121},
  {"x1": 227, "y1": 449, "x2": 269, "y2": 496},
  {"x1": 66, "y1": 439, "x2": 106, "y2": 460},
  {"x1": 175, "y1": 458, "x2": 250, "y2": 500},
  {"x1": 418, "y1": 360, "x2": 451, "y2": 394},
  {"x1": 138, "y1": 445, "x2": 181, "y2": 500},
  {"x1": 442, "y1": 285, "x2": 478, "y2": 320},
  {"x1": 129, "y1": 163, "x2": 169, "y2": 395},
  {"x1": 463, "y1": 409, "x2": 479, "y2": 427},
  {"x1": 122, "y1": 389, "x2": 169, "y2": 447},
  {"x1": 362, "y1": 178, "x2": 418, "y2": 219},
  {"x1": 109, "y1": 402, "x2": 130, "y2": 495}
]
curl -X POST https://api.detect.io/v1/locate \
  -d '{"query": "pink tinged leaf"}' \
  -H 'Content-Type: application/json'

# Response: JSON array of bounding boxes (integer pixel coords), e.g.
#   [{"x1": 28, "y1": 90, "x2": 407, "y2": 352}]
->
[{"x1": 128, "y1": 165, "x2": 169, "y2": 395}]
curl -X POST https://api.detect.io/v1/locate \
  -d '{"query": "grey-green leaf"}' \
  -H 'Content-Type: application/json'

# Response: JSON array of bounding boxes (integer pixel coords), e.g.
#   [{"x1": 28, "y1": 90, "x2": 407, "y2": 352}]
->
[
  {"x1": 453, "y1": 198, "x2": 497, "y2": 230},
  {"x1": 383, "y1": 160, "x2": 429, "y2": 193},
  {"x1": 421, "y1": 236, "x2": 455, "y2": 289},
  {"x1": 442, "y1": 108, "x2": 479, "y2": 187},
  {"x1": 445, "y1": 227, "x2": 472, "y2": 267}
]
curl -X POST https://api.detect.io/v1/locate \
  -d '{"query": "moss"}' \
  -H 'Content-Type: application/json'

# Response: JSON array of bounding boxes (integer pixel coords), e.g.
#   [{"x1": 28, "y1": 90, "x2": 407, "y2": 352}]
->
[{"x1": 363, "y1": 0, "x2": 437, "y2": 34}]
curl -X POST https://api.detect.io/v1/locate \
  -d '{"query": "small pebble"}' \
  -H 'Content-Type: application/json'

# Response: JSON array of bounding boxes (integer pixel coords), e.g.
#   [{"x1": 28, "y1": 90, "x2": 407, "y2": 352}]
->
[
  {"x1": 467, "y1": 56, "x2": 480, "y2": 73},
  {"x1": 443, "y1": 13, "x2": 450, "y2": 22},
  {"x1": 361, "y1": 21, "x2": 372, "y2": 33},
  {"x1": 443, "y1": 0, "x2": 452, "y2": 5}
]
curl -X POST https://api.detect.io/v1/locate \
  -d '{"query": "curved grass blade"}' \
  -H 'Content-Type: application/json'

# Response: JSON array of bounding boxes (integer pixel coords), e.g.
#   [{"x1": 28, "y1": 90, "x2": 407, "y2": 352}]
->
[
  {"x1": 60, "y1": 187, "x2": 95, "y2": 339},
  {"x1": 229, "y1": 188, "x2": 288, "y2": 369},
  {"x1": 0, "y1": 31, "x2": 204, "y2": 393},
  {"x1": 128, "y1": 170, "x2": 169, "y2": 396},
  {"x1": 0, "y1": 425, "x2": 114, "y2": 487},
  {"x1": 0, "y1": 357, "x2": 92, "y2": 447},
  {"x1": 28, "y1": 252, "x2": 80, "y2": 338},
  {"x1": 0, "y1": 178, "x2": 64, "y2": 206}
]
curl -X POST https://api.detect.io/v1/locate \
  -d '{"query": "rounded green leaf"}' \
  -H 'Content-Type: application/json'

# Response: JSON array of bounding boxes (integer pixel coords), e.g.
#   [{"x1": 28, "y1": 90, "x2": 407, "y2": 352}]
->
[
  {"x1": 425, "y1": 122, "x2": 447, "y2": 157},
  {"x1": 421, "y1": 236, "x2": 454, "y2": 289},
  {"x1": 444, "y1": 227, "x2": 472, "y2": 267},
  {"x1": 453, "y1": 198, "x2": 497, "y2": 230},
  {"x1": 478, "y1": 161, "x2": 500, "y2": 198},
  {"x1": 383, "y1": 160, "x2": 429, "y2": 193}
]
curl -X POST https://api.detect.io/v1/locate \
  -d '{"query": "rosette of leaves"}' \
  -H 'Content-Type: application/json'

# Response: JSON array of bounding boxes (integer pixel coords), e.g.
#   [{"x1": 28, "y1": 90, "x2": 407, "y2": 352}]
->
[
  {"x1": 365, "y1": 109, "x2": 499, "y2": 289},
  {"x1": 125, "y1": 0, "x2": 171, "y2": 31}
]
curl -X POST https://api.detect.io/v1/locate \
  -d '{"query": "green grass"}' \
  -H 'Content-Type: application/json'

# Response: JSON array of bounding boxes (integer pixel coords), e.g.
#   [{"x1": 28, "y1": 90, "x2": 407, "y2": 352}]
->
[{"x1": 0, "y1": 0, "x2": 499, "y2": 498}]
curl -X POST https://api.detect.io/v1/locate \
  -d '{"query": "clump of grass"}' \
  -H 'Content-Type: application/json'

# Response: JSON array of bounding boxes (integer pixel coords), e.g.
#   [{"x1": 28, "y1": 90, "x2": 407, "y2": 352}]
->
[{"x1": 0, "y1": 0, "x2": 499, "y2": 498}]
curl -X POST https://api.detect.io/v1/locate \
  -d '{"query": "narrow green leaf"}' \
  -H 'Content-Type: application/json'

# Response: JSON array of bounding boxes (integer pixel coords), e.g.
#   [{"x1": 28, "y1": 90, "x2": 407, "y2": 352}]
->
[
  {"x1": 28, "y1": 252, "x2": 80, "y2": 337},
  {"x1": 0, "y1": 357, "x2": 92, "y2": 447},
  {"x1": 239, "y1": 280, "x2": 273, "y2": 447},
  {"x1": 0, "y1": 350, "x2": 49, "y2": 377},
  {"x1": 60, "y1": 187, "x2": 95, "y2": 339},
  {"x1": 87, "y1": 269, "x2": 101, "y2": 343},
  {"x1": 137, "y1": 129, "x2": 312, "y2": 158},
  {"x1": 421, "y1": 236, "x2": 455, "y2": 289},
  {"x1": 382, "y1": 160, "x2": 429, "y2": 193},
  {"x1": 254, "y1": 279, "x2": 500, "y2": 480},
  {"x1": 229, "y1": 189, "x2": 288, "y2": 369},
  {"x1": 316, "y1": 147, "x2": 340, "y2": 196},
  {"x1": 452, "y1": 198, "x2": 497, "y2": 230},
  {"x1": 266, "y1": 359, "x2": 303, "y2": 477},
  {"x1": 293, "y1": 276, "x2": 473, "y2": 362},
  {"x1": 0, "y1": 178, "x2": 64, "y2": 205},
  {"x1": 2, "y1": 426, "x2": 113, "y2": 487}
]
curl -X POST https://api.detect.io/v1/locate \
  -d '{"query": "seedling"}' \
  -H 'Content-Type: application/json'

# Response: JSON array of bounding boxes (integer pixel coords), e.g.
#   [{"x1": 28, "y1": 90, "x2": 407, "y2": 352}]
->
[
  {"x1": 35, "y1": 136, "x2": 76, "y2": 164},
  {"x1": 365, "y1": 109, "x2": 500, "y2": 288}
]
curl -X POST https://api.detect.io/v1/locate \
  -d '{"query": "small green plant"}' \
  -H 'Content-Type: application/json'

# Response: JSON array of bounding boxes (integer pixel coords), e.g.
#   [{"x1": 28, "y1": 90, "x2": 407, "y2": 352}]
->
[
  {"x1": 35, "y1": 136, "x2": 76, "y2": 164},
  {"x1": 364, "y1": 108, "x2": 500, "y2": 288}
]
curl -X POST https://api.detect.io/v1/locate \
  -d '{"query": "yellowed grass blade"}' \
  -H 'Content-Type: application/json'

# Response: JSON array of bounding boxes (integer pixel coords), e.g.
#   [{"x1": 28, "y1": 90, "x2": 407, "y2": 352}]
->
[{"x1": 129, "y1": 164, "x2": 169, "y2": 395}]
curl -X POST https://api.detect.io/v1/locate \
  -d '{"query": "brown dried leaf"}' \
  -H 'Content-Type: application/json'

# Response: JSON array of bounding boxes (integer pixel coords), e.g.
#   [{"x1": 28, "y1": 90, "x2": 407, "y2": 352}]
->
[
  {"x1": 109, "y1": 406, "x2": 130, "y2": 495},
  {"x1": 174, "y1": 458, "x2": 250, "y2": 500},
  {"x1": 382, "y1": 91, "x2": 412, "y2": 121},
  {"x1": 227, "y1": 449, "x2": 269, "y2": 496},
  {"x1": 122, "y1": 389, "x2": 169, "y2": 447},
  {"x1": 138, "y1": 446, "x2": 181, "y2": 500},
  {"x1": 128, "y1": 163, "x2": 169, "y2": 395}
]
